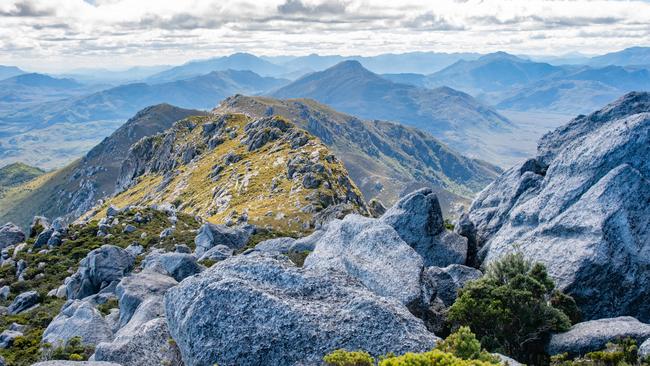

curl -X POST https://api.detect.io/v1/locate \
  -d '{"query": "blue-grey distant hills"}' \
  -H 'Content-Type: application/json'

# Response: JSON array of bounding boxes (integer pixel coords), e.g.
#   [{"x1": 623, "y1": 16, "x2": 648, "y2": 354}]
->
[
  {"x1": 588, "y1": 46, "x2": 650, "y2": 67},
  {"x1": 0, "y1": 65, "x2": 25, "y2": 81},
  {"x1": 271, "y1": 60, "x2": 514, "y2": 164},
  {"x1": 146, "y1": 53, "x2": 287, "y2": 83},
  {"x1": 4, "y1": 69, "x2": 288, "y2": 130},
  {"x1": 422, "y1": 52, "x2": 650, "y2": 114}
]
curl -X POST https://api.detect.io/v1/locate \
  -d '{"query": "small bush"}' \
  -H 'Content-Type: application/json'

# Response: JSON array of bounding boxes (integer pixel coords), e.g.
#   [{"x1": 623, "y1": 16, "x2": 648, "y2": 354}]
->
[
  {"x1": 379, "y1": 349, "x2": 498, "y2": 366},
  {"x1": 550, "y1": 338, "x2": 645, "y2": 366},
  {"x1": 437, "y1": 327, "x2": 499, "y2": 363},
  {"x1": 448, "y1": 252, "x2": 575, "y2": 365},
  {"x1": 324, "y1": 349, "x2": 375, "y2": 366}
]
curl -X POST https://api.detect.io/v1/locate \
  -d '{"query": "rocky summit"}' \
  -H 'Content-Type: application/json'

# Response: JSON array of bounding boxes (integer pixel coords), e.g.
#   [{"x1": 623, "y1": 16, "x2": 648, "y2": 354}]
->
[{"x1": 463, "y1": 92, "x2": 650, "y2": 322}]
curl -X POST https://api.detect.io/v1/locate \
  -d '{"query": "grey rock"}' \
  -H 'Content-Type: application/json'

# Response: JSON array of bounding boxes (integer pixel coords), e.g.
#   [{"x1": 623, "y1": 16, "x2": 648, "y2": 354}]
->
[
  {"x1": 288, "y1": 230, "x2": 323, "y2": 252},
  {"x1": 493, "y1": 353, "x2": 524, "y2": 366},
  {"x1": 42, "y1": 300, "x2": 113, "y2": 346},
  {"x1": 0, "y1": 286, "x2": 8, "y2": 300},
  {"x1": 34, "y1": 227, "x2": 54, "y2": 248},
  {"x1": 124, "y1": 244, "x2": 143, "y2": 257},
  {"x1": 159, "y1": 227, "x2": 174, "y2": 238},
  {"x1": 47, "y1": 231, "x2": 63, "y2": 247},
  {"x1": 8, "y1": 323, "x2": 25, "y2": 332},
  {"x1": 639, "y1": 338, "x2": 650, "y2": 360},
  {"x1": 165, "y1": 253, "x2": 438, "y2": 366},
  {"x1": 468, "y1": 93, "x2": 650, "y2": 321},
  {"x1": 32, "y1": 362, "x2": 121, "y2": 366},
  {"x1": 106, "y1": 205, "x2": 121, "y2": 217},
  {"x1": 116, "y1": 270, "x2": 177, "y2": 328},
  {"x1": 548, "y1": 316, "x2": 650, "y2": 357},
  {"x1": 368, "y1": 198, "x2": 387, "y2": 218},
  {"x1": 122, "y1": 225, "x2": 136, "y2": 233},
  {"x1": 455, "y1": 213, "x2": 479, "y2": 266},
  {"x1": 381, "y1": 188, "x2": 468, "y2": 267},
  {"x1": 197, "y1": 244, "x2": 233, "y2": 262},
  {"x1": 51, "y1": 217, "x2": 67, "y2": 232},
  {"x1": 66, "y1": 245, "x2": 135, "y2": 300},
  {"x1": 304, "y1": 214, "x2": 424, "y2": 306},
  {"x1": 174, "y1": 244, "x2": 191, "y2": 254},
  {"x1": 0, "y1": 354, "x2": 4, "y2": 366},
  {"x1": 0, "y1": 330, "x2": 21, "y2": 349},
  {"x1": 254, "y1": 237, "x2": 296, "y2": 254},
  {"x1": 0, "y1": 223, "x2": 25, "y2": 250},
  {"x1": 142, "y1": 251, "x2": 203, "y2": 282},
  {"x1": 194, "y1": 222, "x2": 253, "y2": 256},
  {"x1": 8, "y1": 290, "x2": 39, "y2": 314},
  {"x1": 421, "y1": 264, "x2": 482, "y2": 307},
  {"x1": 94, "y1": 297, "x2": 181, "y2": 366}
]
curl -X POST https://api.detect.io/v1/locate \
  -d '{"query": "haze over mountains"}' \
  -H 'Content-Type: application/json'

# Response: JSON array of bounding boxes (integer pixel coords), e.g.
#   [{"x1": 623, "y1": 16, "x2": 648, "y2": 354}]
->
[{"x1": 0, "y1": 46, "x2": 649, "y2": 171}]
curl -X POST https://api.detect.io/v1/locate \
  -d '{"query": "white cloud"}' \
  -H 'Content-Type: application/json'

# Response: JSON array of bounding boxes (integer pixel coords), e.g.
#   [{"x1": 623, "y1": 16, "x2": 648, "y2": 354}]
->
[{"x1": 1, "y1": 0, "x2": 649, "y2": 71}]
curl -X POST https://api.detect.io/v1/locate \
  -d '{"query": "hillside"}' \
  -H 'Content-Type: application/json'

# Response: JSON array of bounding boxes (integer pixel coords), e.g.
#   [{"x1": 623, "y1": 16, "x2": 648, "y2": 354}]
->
[
  {"x1": 588, "y1": 46, "x2": 650, "y2": 67},
  {"x1": 216, "y1": 95, "x2": 501, "y2": 211},
  {"x1": 87, "y1": 112, "x2": 367, "y2": 232},
  {"x1": 0, "y1": 162, "x2": 44, "y2": 193},
  {"x1": 0, "y1": 65, "x2": 24, "y2": 81},
  {"x1": 271, "y1": 60, "x2": 514, "y2": 164},
  {"x1": 0, "y1": 104, "x2": 206, "y2": 229}
]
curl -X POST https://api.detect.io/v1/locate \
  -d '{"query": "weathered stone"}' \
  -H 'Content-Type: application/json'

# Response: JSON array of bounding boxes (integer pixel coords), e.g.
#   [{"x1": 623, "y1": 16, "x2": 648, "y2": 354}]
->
[
  {"x1": 639, "y1": 338, "x2": 650, "y2": 360},
  {"x1": 165, "y1": 253, "x2": 438, "y2": 366},
  {"x1": 7, "y1": 290, "x2": 39, "y2": 314},
  {"x1": 421, "y1": 264, "x2": 482, "y2": 307},
  {"x1": 368, "y1": 198, "x2": 387, "y2": 218},
  {"x1": 66, "y1": 245, "x2": 135, "y2": 300},
  {"x1": 174, "y1": 244, "x2": 191, "y2": 254},
  {"x1": 106, "y1": 205, "x2": 121, "y2": 217},
  {"x1": 194, "y1": 222, "x2": 253, "y2": 256},
  {"x1": 124, "y1": 244, "x2": 143, "y2": 257},
  {"x1": 42, "y1": 300, "x2": 113, "y2": 346},
  {"x1": 122, "y1": 225, "x2": 136, "y2": 233},
  {"x1": 0, "y1": 286, "x2": 8, "y2": 300},
  {"x1": 304, "y1": 214, "x2": 423, "y2": 306},
  {"x1": 142, "y1": 251, "x2": 203, "y2": 282},
  {"x1": 381, "y1": 188, "x2": 468, "y2": 267},
  {"x1": 197, "y1": 244, "x2": 233, "y2": 262},
  {"x1": 0, "y1": 223, "x2": 25, "y2": 250},
  {"x1": 47, "y1": 231, "x2": 62, "y2": 247},
  {"x1": 0, "y1": 330, "x2": 21, "y2": 349},
  {"x1": 468, "y1": 93, "x2": 650, "y2": 321},
  {"x1": 254, "y1": 237, "x2": 296, "y2": 254},
  {"x1": 94, "y1": 297, "x2": 181, "y2": 366},
  {"x1": 548, "y1": 317, "x2": 650, "y2": 357},
  {"x1": 34, "y1": 227, "x2": 54, "y2": 248},
  {"x1": 30, "y1": 216, "x2": 50, "y2": 237},
  {"x1": 116, "y1": 270, "x2": 177, "y2": 328}
]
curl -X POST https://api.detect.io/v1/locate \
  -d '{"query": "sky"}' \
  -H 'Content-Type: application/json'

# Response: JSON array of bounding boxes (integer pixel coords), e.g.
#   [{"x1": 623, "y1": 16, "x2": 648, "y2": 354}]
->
[{"x1": 0, "y1": 0, "x2": 649, "y2": 72}]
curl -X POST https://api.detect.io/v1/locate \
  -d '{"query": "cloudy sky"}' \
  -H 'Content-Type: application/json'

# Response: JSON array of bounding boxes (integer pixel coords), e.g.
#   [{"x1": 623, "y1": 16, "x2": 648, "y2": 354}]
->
[{"x1": 1, "y1": 0, "x2": 649, "y2": 72}]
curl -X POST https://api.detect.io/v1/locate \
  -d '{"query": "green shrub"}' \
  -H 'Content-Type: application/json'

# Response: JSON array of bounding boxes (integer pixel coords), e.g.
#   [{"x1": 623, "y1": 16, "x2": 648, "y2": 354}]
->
[
  {"x1": 550, "y1": 338, "x2": 645, "y2": 366},
  {"x1": 324, "y1": 349, "x2": 375, "y2": 366},
  {"x1": 49, "y1": 336, "x2": 94, "y2": 361},
  {"x1": 437, "y1": 327, "x2": 499, "y2": 363},
  {"x1": 448, "y1": 253, "x2": 575, "y2": 365},
  {"x1": 379, "y1": 349, "x2": 499, "y2": 366}
]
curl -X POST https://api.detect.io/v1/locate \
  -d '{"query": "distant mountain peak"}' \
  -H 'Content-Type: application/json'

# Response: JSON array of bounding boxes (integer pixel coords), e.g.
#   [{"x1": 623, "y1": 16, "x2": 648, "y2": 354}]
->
[{"x1": 478, "y1": 51, "x2": 525, "y2": 62}]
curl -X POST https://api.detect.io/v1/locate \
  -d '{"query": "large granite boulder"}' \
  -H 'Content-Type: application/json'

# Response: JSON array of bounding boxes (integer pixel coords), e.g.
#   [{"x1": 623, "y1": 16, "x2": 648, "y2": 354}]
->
[
  {"x1": 640, "y1": 338, "x2": 650, "y2": 360},
  {"x1": 94, "y1": 296, "x2": 181, "y2": 366},
  {"x1": 42, "y1": 300, "x2": 114, "y2": 346},
  {"x1": 0, "y1": 223, "x2": 25, "y2": 250},
  {"x1": 165, "y1": 253, "x2": 438, "y2": 366},
  {"x1": 7, "y1": 290, "x2": 39, "y2": 314},
  {"x1": 304, "y1": 214, "x2": 423, "y2": 306},
  {"x1": 548, "y1": 316, "x2": 650, "y2": 357},
  {"x1": 380, "y1": 188, "x2": 467, "y2": 267},
  {"x1": 0, "y1": 330, "x2": 21, "y2": 349},
  {"x1": 466, "y1": 93, "x2": 650, "y2": 321},
  {"x1": 142, "y1": 251, "x2": 203, "y2": 282},
  {"x1": 66, "y1": 245, "x2": 135, "y2": 300},
  {"x1": 194, "y1": 222, "x2": 253, "y2": 256},
  {"x1": 115, "y1": 270, "x2": 177, "y2": 328}
]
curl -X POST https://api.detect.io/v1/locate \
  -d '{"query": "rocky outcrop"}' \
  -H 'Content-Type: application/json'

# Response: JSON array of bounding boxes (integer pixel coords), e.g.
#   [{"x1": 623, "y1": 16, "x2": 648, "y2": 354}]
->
[
  {"x1": 142, "y1": 251, "x2": 203, "y2": 282},
  {"x1": 381, "y1": 188, "x2": 468, "y2": 267},
  {"x1": 165, "y1": 253, "x2": 438, "y2": 366},
  {"x1": 304, "y1": 214, "x2": 423, "y2": 306},
  {"x1": 465, "y1": 92, "x2": 650, "y2": 321},
  {"x1": 0, "y1": 223, "x2": 25, "y2": 250},
  {"x1": 421, "y1": 264, "x2": 482, "y2": 307},
  {"x1": 548, "y1": 317, "x2": 650, "y2": 357},
  {"x1": 194, "y1": 222, "x2": 253, "y2": 256},
  {"x1": 66, "y1": 245, "x2": 135, "y2": 300},
  {"x1": 94, "y1": 296, "x2": 181, "y2": 366},
  {"x1": 7, "y1": 290, "x2": 39, "y2": 314},
  {"x1": 640, "y1": 338, "x2": 650, "y2": 360},
  {"x1": 115, "y1": 270, "x2": 177, "y2": 328},
  {"x1": 42, "y1": 300, "x2": 114, "y2": 346}
]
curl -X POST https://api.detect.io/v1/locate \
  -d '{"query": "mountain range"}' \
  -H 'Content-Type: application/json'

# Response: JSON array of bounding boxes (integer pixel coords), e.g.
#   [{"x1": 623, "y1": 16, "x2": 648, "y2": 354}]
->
[{"x1": 271, "y1": 60, "x2": 516, "y2": 164}]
